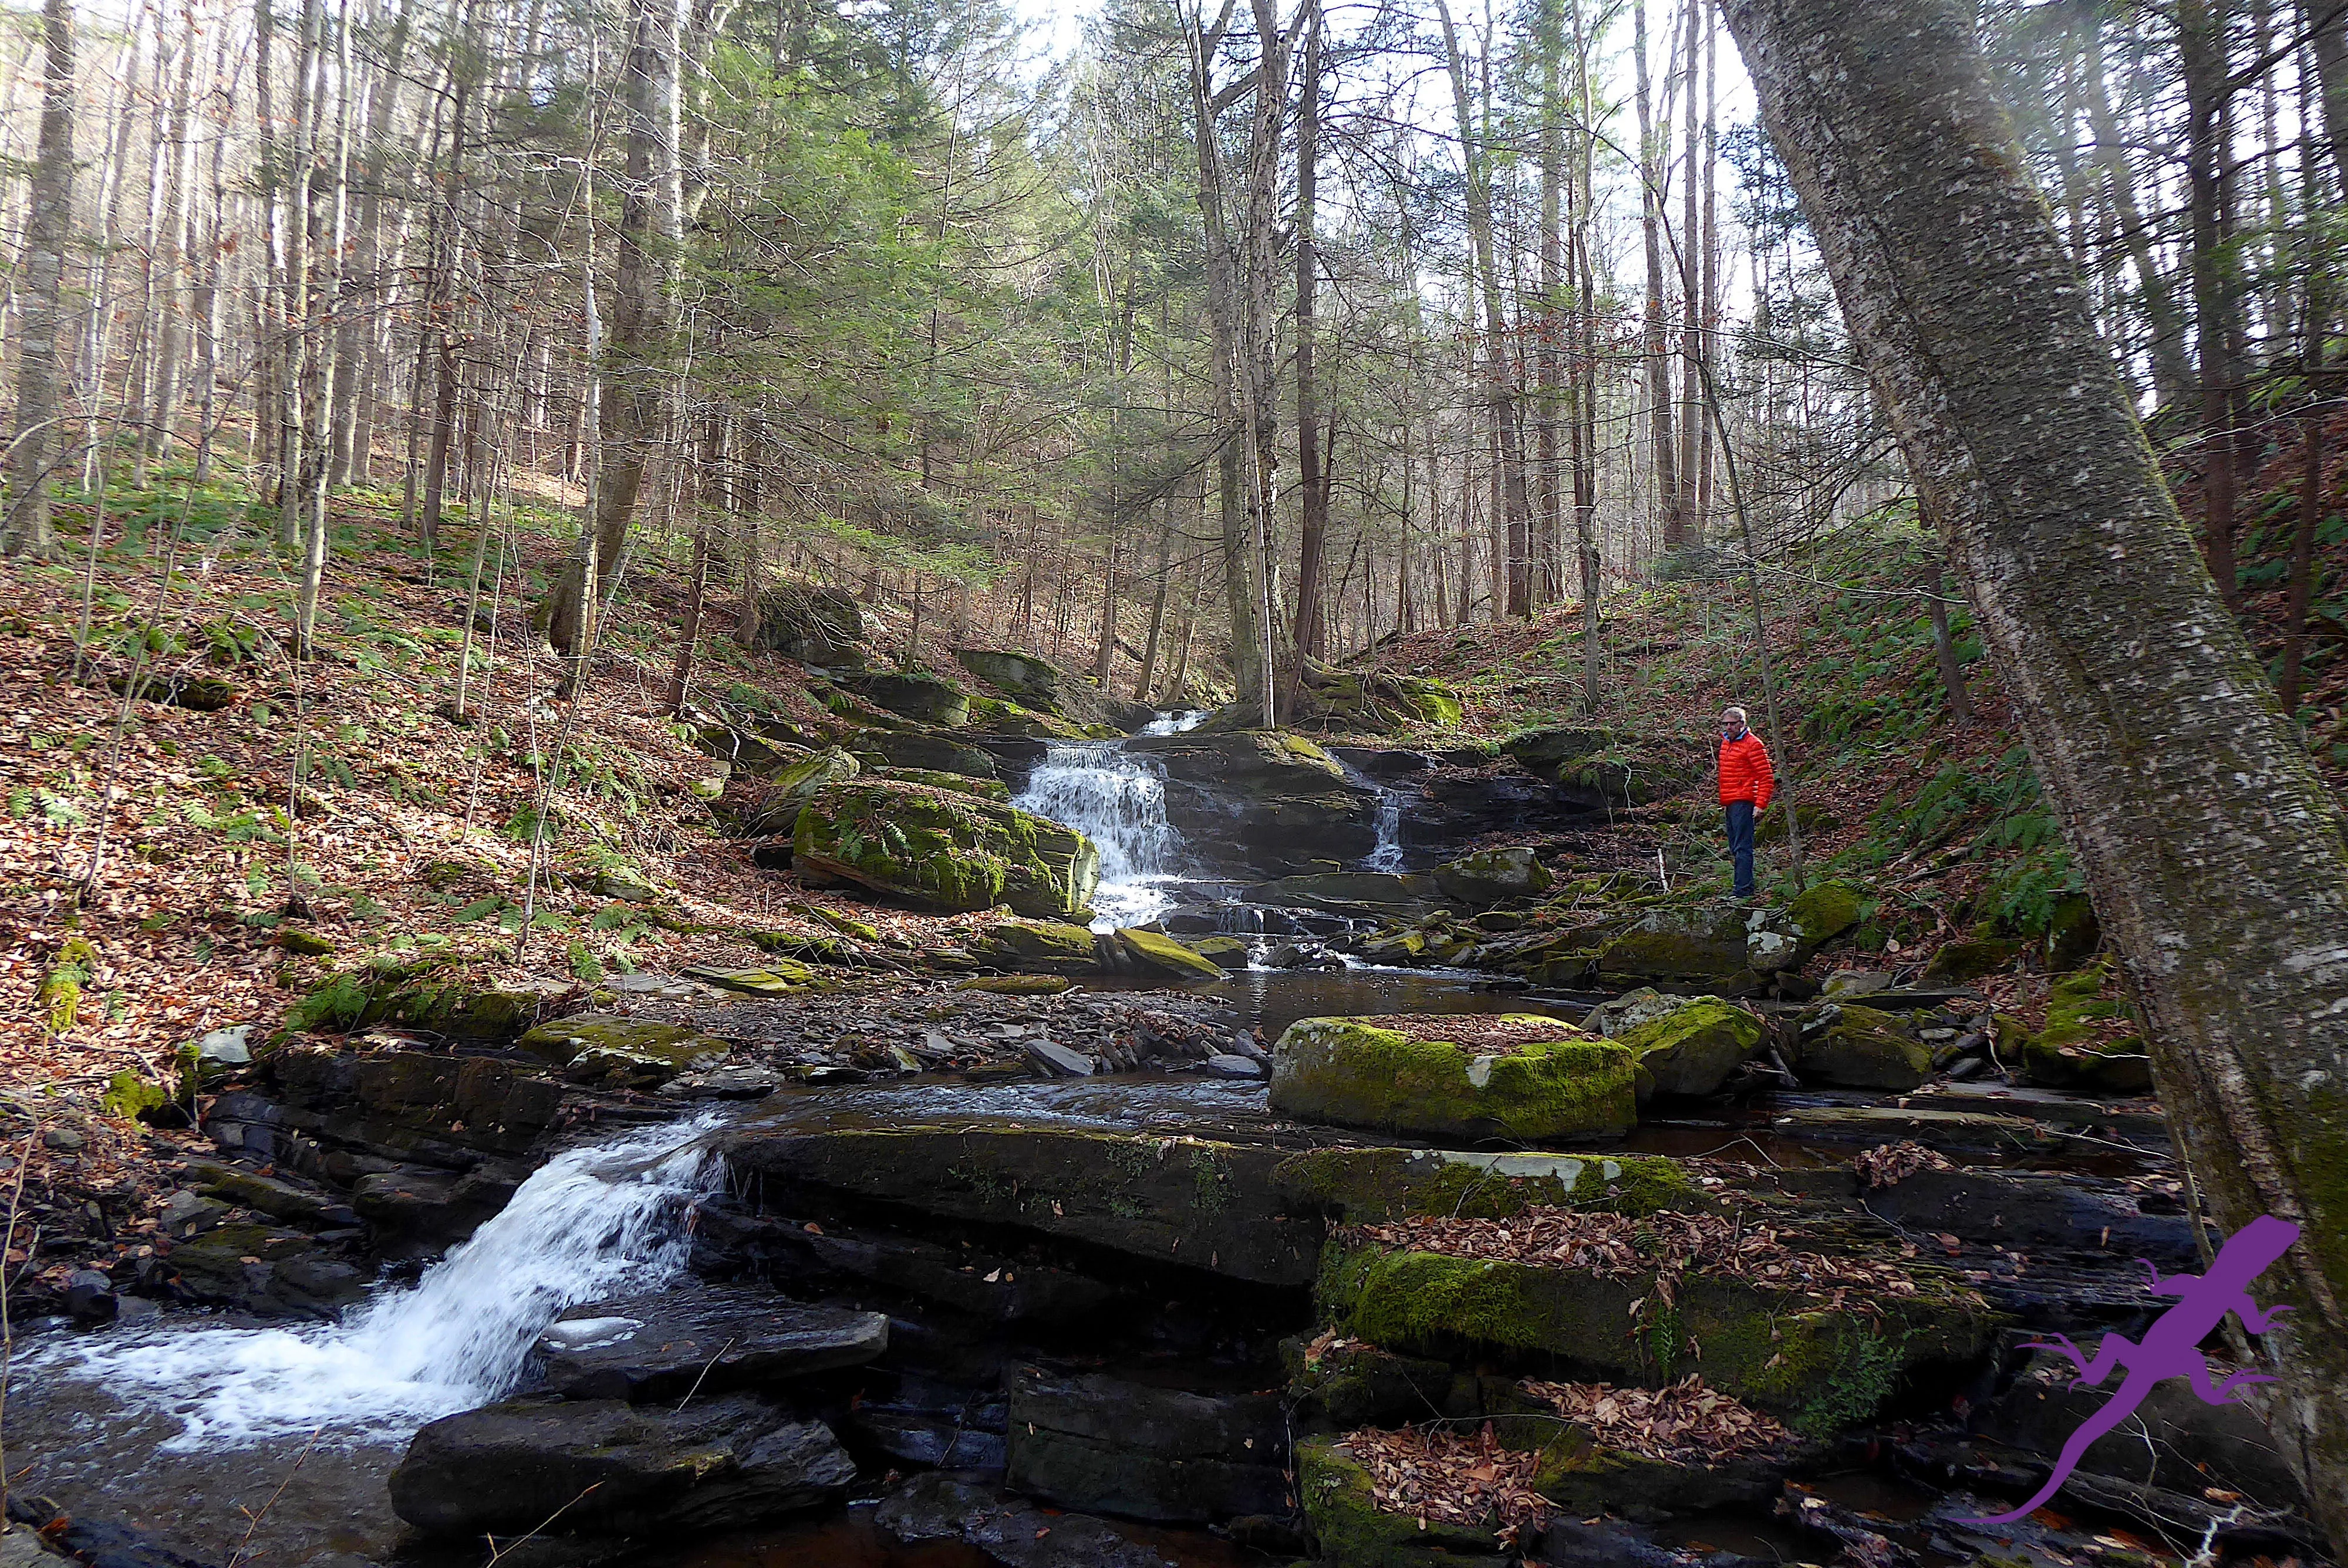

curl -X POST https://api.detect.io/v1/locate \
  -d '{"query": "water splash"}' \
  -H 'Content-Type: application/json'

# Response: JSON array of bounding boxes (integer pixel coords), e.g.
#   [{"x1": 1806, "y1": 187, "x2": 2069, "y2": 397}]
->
[
  {"x1": 1139, "y1": 709, "x2": 1209, "y2": 736},
  {"x1": 1332, "y1": 756, "x2": 1405, "y2": 873},
  {"x1": 1011, "y1": 741, "x2": 1187, "y2": 930},
  {"x1": 31, "y1": 1115, "x2": 724, "y2": 1449}
]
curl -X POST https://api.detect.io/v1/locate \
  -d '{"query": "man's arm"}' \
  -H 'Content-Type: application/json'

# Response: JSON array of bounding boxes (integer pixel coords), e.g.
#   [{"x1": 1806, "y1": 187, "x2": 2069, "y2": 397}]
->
[{"x1": 1753, "y1": 742, "x2": 1775, "y2": 812}]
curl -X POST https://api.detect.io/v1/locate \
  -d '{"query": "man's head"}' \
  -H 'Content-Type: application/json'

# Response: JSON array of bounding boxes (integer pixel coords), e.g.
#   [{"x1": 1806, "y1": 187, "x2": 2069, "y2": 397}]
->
[{"x1": 1722, "y1": 707, "x2": 1748, "y2": 739}]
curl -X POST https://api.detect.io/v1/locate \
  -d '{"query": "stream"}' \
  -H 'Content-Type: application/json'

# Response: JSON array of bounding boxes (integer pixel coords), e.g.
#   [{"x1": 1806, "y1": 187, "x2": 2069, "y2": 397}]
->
[{"x1": 8, "y1": 717, "x2": 2232, "y2": 1568}]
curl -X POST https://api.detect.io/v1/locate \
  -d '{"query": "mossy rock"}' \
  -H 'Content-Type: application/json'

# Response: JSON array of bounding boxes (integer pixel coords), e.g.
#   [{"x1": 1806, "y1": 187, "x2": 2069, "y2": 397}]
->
[
  {"x1": 871, "y1": 766, "x2": 1009, "y2": 802},
  {"x1": 798, "y1": 904, "x2": 882, "y2": 941},
  {"x1": 1115, "y1": 927, "x2": 1223, "y2": 979},
  {"x1": 1274, "y1": 1145, "x2": 1698, "y2": 1224},
  {"x1": 683, "y1": 962, "x2": 826, "y2": 996},
  {"x1": 1594, "y1": 907, "x2": 1752, "y2": 988},
  {"x1": 1296, "y1": 1435, "x2": 1510, "y2": 1567},
  {"x1": 277, "y1": 927, "x2": 338, "y2": 958},
  {"x1": 1615, "y1": 998, "x2": 1765, "y2": 1100},
  {"x1": 792, "y1": 780, "x2": 1098, "y2": 919},
  {"x1": 1756, "y1": 799, "x2": 1840, "y2": 844},
  {"x1": 718, "y1": 747, "x2": 862, "y2": 837},
  {"x1": 1269, "y1": 1014, "x2": 1636, "y2": 1141},
  {"x1": 839, "y1": 671, "x2": 969, "y2": 726},
  {"x1": 856, "y1": 729, "x2": 1003, "y2": 781},
  {"x1": 968, "y1": 917, "x2": 1104, "y2": 975},
  {"x1": 1531, "y1": 1427, "x2": 1793, "y2": 1517},
  {"x1": 965, "y1": 694, "x2": 1086, "y2": 740},
  {"x1": 1781, "y1": 879, "x2": 1865, "y2": 949},
  {"x1": 515, "y1": 1015, "x2": 733, "y2": 1087},
  {"x1": 1433, "y1": 847, "x2": 1554, "y2": 905},
  {"x1": 2020, "y1": 962, "x2": 2153, "y2": 1094},
  {"x1": 1500, "y1": 725, "x2": 1619, "y2": 777},
  {"x1": 1920, "y1": 937, "x2": 2025, "y2": 985},
  {"x1": 1186, "y1": 935, "x2": 1251, "y2": 971},
  {"x1": 1318, "y1": 1243, "x2": 1993, "y2": 1427},
  {"x1": 955, "y1": 974, "x2": 1075, "y2": 995},
  {"x1": 1796, "y1": 1003, "x2": 1933, "y2": 1090},
  {"x1": 102, "y1": 1069, "x2": 173, "y2": 1120},
  {"x1": 1300, "y1": 669, "x2": 1465, "y2": 732}
]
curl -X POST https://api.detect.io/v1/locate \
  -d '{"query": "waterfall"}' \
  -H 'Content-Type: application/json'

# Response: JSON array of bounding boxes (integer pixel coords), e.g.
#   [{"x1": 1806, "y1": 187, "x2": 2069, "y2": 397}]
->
[
  {"x1": 1332, "y1": 755, "x2": 1405, "y2": 873},
  {"x1": 1011, "y1": 739, "x2": 1186, "y2": 930},
  {"x1": 1138, "y1": 709, "x2": 1207, "y2": 736},
  {"x1": 33, "y1": 1115, "x2": 724, "y2": 1450}
]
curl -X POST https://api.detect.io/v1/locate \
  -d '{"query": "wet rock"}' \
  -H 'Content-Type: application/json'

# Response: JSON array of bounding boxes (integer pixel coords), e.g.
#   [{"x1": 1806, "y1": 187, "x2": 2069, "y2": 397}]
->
[
  {"x1": 1240, "y1": 871, "x2": 1439, "y2": 915},
  {"x1": 858, "y1": 729, "x2": 1004, "y2": 781},
  {"x1": 1127, "y1": 731, "x2": 1382, "y2": 873},
  {"x1": 848, "y1": 1407, "x2": 1008, "y2": 1470},
  {"x1": 1114, "y1": 927, "x2": 1223, "y2": 979},
  {"x1": 189, "y1": 1160, "x2": 362, "y2": 1228},
  {"x1": 1269, "y1": 1014, "x2": 1635, "y2": 1141},
  {"x1": 1433, "y1": 846, "x2": 1554, "y2": 905},
  {"x1": 872, "y1": 766, "x2": 1010, "y2": 801},
  {"x1": 875, "y1": 1472, "x2": 1175, "y2": 1568},
  {"x1": 63, "y1": 1269, "x2": 118, "y2": 1323},
  {"x1": 1005, "y1": 1365, "x2": 1288, "y2": 1523},
  {"x1": 658, "y1": 1064, "x2": 788, "y2": 1099},
  {"x1": 792, "y1": 1221, "x2": 1125, "y2": 1324},
  {"x1": 1199, "y1": 1053, "x2": 1270, "y2": 1080},
  {"x1": 166, "y1": 1222, "x2": 370, "y2": 1316},
  {"x1": 1793, "y1": 1003, "x2": 1934, "y2": 1090},
  {"x1": 2018, "y1": 962, "x2": 2154, "y2": 1095},
  {"x1": 390, "y1": 1394, "x2": 853, "y2": 1537},
  {"x1": 1024, "y1": 1040, "x2": 1096, "y2": 1077},
  {"x1": 159, "y1": 1190, "x2": 228, "y2": 1236},
  {"x1": 1182, "y1": 935, "x2": 1250, "y2": 970},
  {"x1": 534, "y1": 1284, "x2": 888, "y2": 1401},
  {"x1": 514, "y1": 1015, "x2": 733, "y2": 1088},
  {"x1": 794, "y1": 780, "x2": 1098, "y2": 918},
  {"x1": 2, "y1": 1503, "x2": 218, "y2": 1568},
  {"x1": 1535, "y1": 1429, "x2": 1795, "y2": 1521},
  {"x1": 1614, "y1": 998, "x2": 1765, "y2": 1100},
  {"x1": 966, "y1": 695, "x2": 1087, "y2": 739},
  {"x1": 1536, "y1": 1515, "x2": 1775, "y2": 1568},
  {"x1": 350, "y1": 1162, "x2": 527, "y2": 1252},
  {"x1": 956, "y1": 974, "x2": 1075, "y2": 995}
]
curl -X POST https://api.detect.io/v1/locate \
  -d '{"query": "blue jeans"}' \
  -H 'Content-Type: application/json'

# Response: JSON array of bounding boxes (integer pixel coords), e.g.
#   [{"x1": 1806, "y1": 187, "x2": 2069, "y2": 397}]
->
[{"x1": 1725, "y1": 800, "x2": 1756, "y2": 898}]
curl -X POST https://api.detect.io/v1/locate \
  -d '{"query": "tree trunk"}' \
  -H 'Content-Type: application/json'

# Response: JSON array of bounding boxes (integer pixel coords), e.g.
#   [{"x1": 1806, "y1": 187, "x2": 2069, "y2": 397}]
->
[
  {"x1": 2181, "y1": 0, "x2": 2244, "y2": 614},
  {"x1": 1634, "y1": 0, "x2": 1682, "y2": 554},
  {"x1": 4, "y1": 0, "x2": 74, "y2": 560},
  {"x1": 1723, "y1": 0, "x2": 2348, "y2": 1535},
  {"x1": 1286, "y1": 0, "x2": 1325, "y2": 718}
]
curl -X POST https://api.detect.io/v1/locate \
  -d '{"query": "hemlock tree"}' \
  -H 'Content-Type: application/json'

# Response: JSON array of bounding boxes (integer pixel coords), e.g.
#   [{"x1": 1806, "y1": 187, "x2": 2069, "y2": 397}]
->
[{"x1": 1721, "y1": 0, "x2": 2348, "y2": 1536}]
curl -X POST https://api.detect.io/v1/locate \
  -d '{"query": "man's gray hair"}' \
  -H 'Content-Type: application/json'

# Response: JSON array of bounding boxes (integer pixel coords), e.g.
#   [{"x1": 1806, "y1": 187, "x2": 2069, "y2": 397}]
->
[{"x1": 1723, "y1": 705, "x2": 1747, "y2": 725}]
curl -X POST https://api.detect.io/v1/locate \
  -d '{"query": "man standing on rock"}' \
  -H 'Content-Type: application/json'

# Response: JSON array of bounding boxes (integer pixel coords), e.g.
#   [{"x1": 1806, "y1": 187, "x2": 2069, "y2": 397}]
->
[{"x1": 1718, "y1": 707, "x2": 1774, "y2": 901}]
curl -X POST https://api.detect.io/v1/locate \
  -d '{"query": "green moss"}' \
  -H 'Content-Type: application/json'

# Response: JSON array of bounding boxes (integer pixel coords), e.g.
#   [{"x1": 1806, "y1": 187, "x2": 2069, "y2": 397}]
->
[
  {"x1": 955, "y1": 973, "x2": 1074, "y2": 995},
  {"x1": 1799, "y1": 1003, "x2": 1934, "y2": 1089},
  {"x1": 1782, "y1": 880, "x2": 1864, "y2": 947},
  {"x1": 2020, "y1": 960, "x2": 2153, "y2": 1094},
  {"x1": 871, "y1": 766, "x2": 1009, "y2": 802},
  {"x1": 102, "y1": 1069, "x2": 171, "y2": 1120},
  {"x1": 286, "y1": 970, "x2": 375, "y2": 1033},
  {"x1": 969, "y1": 917, "x2": 1101, "y2": 975},
  {"x1": 1270, "y1": 1015, "x2": 1636, "y2": 1141},
  {"x1": 1615, "y1": 999, "x2": 1764, "y2": 1099},
  {"x1": 1276, "y1": 1147, "x2": 1698, "y2": 1222},
  {"x1": 1116, "y1": 926, "x2": 1223, "y2": 979},
  {"x1": 38, "y1": 935, "x2": 97, "y2": 1034},
  {"x1": 792, "y1": 779, "x2": 1099, "y2": 918}
]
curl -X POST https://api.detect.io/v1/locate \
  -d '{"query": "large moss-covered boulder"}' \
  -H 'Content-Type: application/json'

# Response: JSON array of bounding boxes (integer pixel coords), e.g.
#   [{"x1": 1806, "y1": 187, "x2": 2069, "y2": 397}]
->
[
  {"x1": 793, "y1": 780, "x2": 1099, "y2": 920},
  {"x1": 1594, "y1": 906, "x2": 1753, "y2": 990},
  {"x1": 968, "y1": 917, "x2": 1103, "y2": 974},
  {"x1": 857, "y1": 729, "x2": 1001, "y2": 781},
  {"x1": 748, "y1": 582, "x2": 866, "y2": 668},
  {"x1": 1794, "y1": 1003, "x2": 1933, "y2": 1089},
  {"x1": 953, "y1": 647, "x2": 1151, "y2": 734},
  {"x1": 966, "y1": 694, "x2": 1087, "y2": 739},
  {"x1": 1782, "y1": 879, "x2": 1865, "y2": 950},
  {"x1": 1298, "y1": 668, "x2": 1466, "y2": 732},
  {"x1": 838, "y1": 671, "x2": 969, "y2": 726},
  {"x1": 1434, "y1": 847, "x2": 1553, "y2": 905},
  {"x1": 2021, "y1": 962, "x2": 2154, "y2": 1095},
  {"x1": 1615, "y1": 998, "x2": 1765, "y2": 1100},
  {"x1": 717, "y1": 747, "x2": 861, "y2": 836},
  {"x1": 1270, "y1": 1014, "x2": 1635, "y2": 1141},
  {"x1": 1500, "y1": 725, "x2": 1618, "y2": 778},
  {"x1": 871, "y1": 766, "x2": 1008, "y2": 802}
]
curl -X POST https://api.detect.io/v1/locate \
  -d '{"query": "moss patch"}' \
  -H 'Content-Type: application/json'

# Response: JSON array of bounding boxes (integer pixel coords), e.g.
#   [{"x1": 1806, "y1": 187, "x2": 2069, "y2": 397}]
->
[
  {"x1": 1797, "y1": 1003, "x2": 1933, "y2": 1089},
  {"x1": 1615, "y1": 999, "x2": 1765, "y2": 1100},
  {"x1": 1276, "y1": 1146, "x2": 1699, "y2": 1223},
  {"x1": 2019, "y1": 961, "x2": 2154, "y2": 1094},
  {"x1": 792, "y1": 779, "x2": 1099, "y2": 919},
  {"x1": 1115, "y1": 927, "x2": 1223, "y2": 979},
  {"x1": 1270, "y1": 1014, "x2": 1635, "y2": 1141},
  {"x1": 1296, "y1": 1437, "x2": 1509, "y2": 1567}
]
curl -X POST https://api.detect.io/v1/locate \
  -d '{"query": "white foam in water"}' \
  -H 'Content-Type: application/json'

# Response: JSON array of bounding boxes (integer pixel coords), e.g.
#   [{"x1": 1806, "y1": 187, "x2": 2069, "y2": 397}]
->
[
  {"x1": 32, "y1": 1115, "x2": 724, "y2": 1450},
  {"x1": 1012, "y1": 739, "x2": 1189, "y2": 930},
  {"x1": 1138, "y1": 709, "x2": 1207, "y2": 736}
]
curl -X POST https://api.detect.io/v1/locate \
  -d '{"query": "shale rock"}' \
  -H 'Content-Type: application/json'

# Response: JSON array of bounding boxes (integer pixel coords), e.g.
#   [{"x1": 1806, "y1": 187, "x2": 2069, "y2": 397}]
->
[
  {"x1": 1297, "y1": 1436, "x2": 1512, "y2": 1568},
  {"x1": 1613, "y1": 998, "x2": 1765, "y2": 1100},
  {"x1": 1432, "y1": 847, "x2": 1554, "y2": 905},
  {"x1": 792, "y1": 780, "x2": 1099, "y2": 919},
  {"x1": 534, "y1": 1284, "x2": 889, "y2": 1401},
  {"x1": 875, "y1": 1473, "x2": 1176, "y2": 1568},
  {"x1": 1005, "y1": 1366, "x2": 1288, "y2": 1523},
  {"x1": 1794, "y1": 1003, "x2": 1934, "y2": 1090},
  {"x1": 390, "y1": 1395, "x2": 854, "y2": 1536},
  {"x1": 838, "y1": 671, "x2": 969, "y2": 726},
  {"x1": 1269, "y1": 1013, "x2": 1636, "y2": 1141},
  {"x1": 514, "y1": 1015, "x2": 732, "y2": 1089}
]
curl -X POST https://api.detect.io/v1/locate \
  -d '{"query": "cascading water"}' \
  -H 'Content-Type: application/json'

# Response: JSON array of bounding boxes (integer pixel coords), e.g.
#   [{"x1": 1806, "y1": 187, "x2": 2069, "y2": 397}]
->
[
  {"x1": 1138, "y1": 709, "x2": 1208, "y2": 737},
  {"x1": 32, "y1": 1114, "x2": 724, "y2": 1449},
  {"x1": 1011, "y1": 739, "x2": 1186, "y2": 930},
  {"x1": 1333, "y1": 756, "x2": 1405, "y2": 873}
]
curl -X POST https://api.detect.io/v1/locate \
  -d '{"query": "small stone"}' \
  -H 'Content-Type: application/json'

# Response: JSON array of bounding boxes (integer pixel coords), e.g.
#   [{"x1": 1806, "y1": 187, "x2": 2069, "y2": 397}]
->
[
  {"x1": 1026, "y1": 1040, "x2": 1097, "y2": 1077},
  {"x1": 43, "y1": 1126, "x2": 85, "y2": 1151},
  {"x1": 197, "y1": 1024, "x2": 255, "y2": 1065},
  {"x1": 63, "y1": 1269, "x2": 118, "y2": 1323},
  {"x1": 1199, "y1": 1053, "x2": 1269, "y2": 1080}
]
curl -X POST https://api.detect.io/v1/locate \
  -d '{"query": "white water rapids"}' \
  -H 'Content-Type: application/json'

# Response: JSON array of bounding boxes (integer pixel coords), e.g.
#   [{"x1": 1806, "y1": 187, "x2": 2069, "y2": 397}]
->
[
  {"x1": 1012, "y1": 741, "x2": 1188, "y2": 930},
  {"x1": 31, "y1": 1115, "x2": 724, "y2": 1449}
]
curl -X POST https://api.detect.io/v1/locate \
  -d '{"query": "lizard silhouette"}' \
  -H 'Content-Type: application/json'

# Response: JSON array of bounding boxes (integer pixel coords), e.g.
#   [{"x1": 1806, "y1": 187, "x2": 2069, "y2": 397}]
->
[{"x1": 1964, "y1": 1213, "x2": 2299, "y2": 1525}]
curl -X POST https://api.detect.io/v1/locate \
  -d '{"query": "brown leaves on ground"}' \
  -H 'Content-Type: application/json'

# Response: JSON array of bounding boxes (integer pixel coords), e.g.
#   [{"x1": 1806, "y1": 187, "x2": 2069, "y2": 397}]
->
[
  {"x1": 1345, "y1": 1205, "x2": 1927, "y2": 1314},
  {"x1": 1519, "y1": 1374, "x2": 1795, "y2": 1462},
  {"x1": 1341, "y1": 1422, "x2": 1549, "y2": 1543},
  {"x1": 1851, "y1": 1140, "x2": 1956, "y2": 1188}
]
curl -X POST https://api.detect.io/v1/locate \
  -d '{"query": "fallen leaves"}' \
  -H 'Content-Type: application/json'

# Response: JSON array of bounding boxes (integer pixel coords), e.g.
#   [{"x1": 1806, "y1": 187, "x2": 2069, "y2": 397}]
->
[
  {"x1": 1852, "y1": 1139, "x2": 1956, "y2": 1188},
  {"x1": 1518, "y1": 1374, "x2": 1794, "y2": 1462},
  {"x1": 1342, "y1": 1422, "x2": 1549, "y2": 1543}
]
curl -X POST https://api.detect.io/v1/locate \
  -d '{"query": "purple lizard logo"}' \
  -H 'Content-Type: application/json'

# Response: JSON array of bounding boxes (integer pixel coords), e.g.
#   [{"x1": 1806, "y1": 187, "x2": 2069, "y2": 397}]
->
[{"x1": 1965, "y1": 1213, "x2": 2299, "y2": 1526}]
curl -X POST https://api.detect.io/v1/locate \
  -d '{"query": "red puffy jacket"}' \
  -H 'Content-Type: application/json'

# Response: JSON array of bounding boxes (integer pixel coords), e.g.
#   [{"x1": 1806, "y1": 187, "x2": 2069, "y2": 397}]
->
[{"x1": 1719, "y1": 729, "x2": 1775, "y2": 811}]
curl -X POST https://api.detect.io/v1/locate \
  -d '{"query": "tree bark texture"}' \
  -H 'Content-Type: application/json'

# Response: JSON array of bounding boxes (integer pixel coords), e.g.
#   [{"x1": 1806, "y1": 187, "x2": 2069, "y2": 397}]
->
[
  {"x1": 1722, "y1": 0, "x2": 2348, "y2": 1537},
  {"x1": 4, "y1": 0, "x2": 75, "y2": 559}
]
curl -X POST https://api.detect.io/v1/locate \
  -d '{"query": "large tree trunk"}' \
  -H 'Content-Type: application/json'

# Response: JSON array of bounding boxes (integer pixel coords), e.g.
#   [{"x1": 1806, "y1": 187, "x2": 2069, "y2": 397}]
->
[
  {"x1": 1722, "y1": 0, "x2": 2348, "y2": 1539},
  {"x1": 1286, "y1": 0, "x2": 1325, "y2": 717},
  {"x1": 4, "y1": 0, "x2": 75, "y2": 560},
  {"x1": 1633, "y1": 0, "x2": 1682, "y2": 555}
]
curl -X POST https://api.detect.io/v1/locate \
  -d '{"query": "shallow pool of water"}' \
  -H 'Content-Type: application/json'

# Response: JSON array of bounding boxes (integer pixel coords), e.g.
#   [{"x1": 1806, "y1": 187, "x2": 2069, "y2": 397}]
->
[{"x1": 1082, "y1": 962, "x2": 1601, "y2": 1036}]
